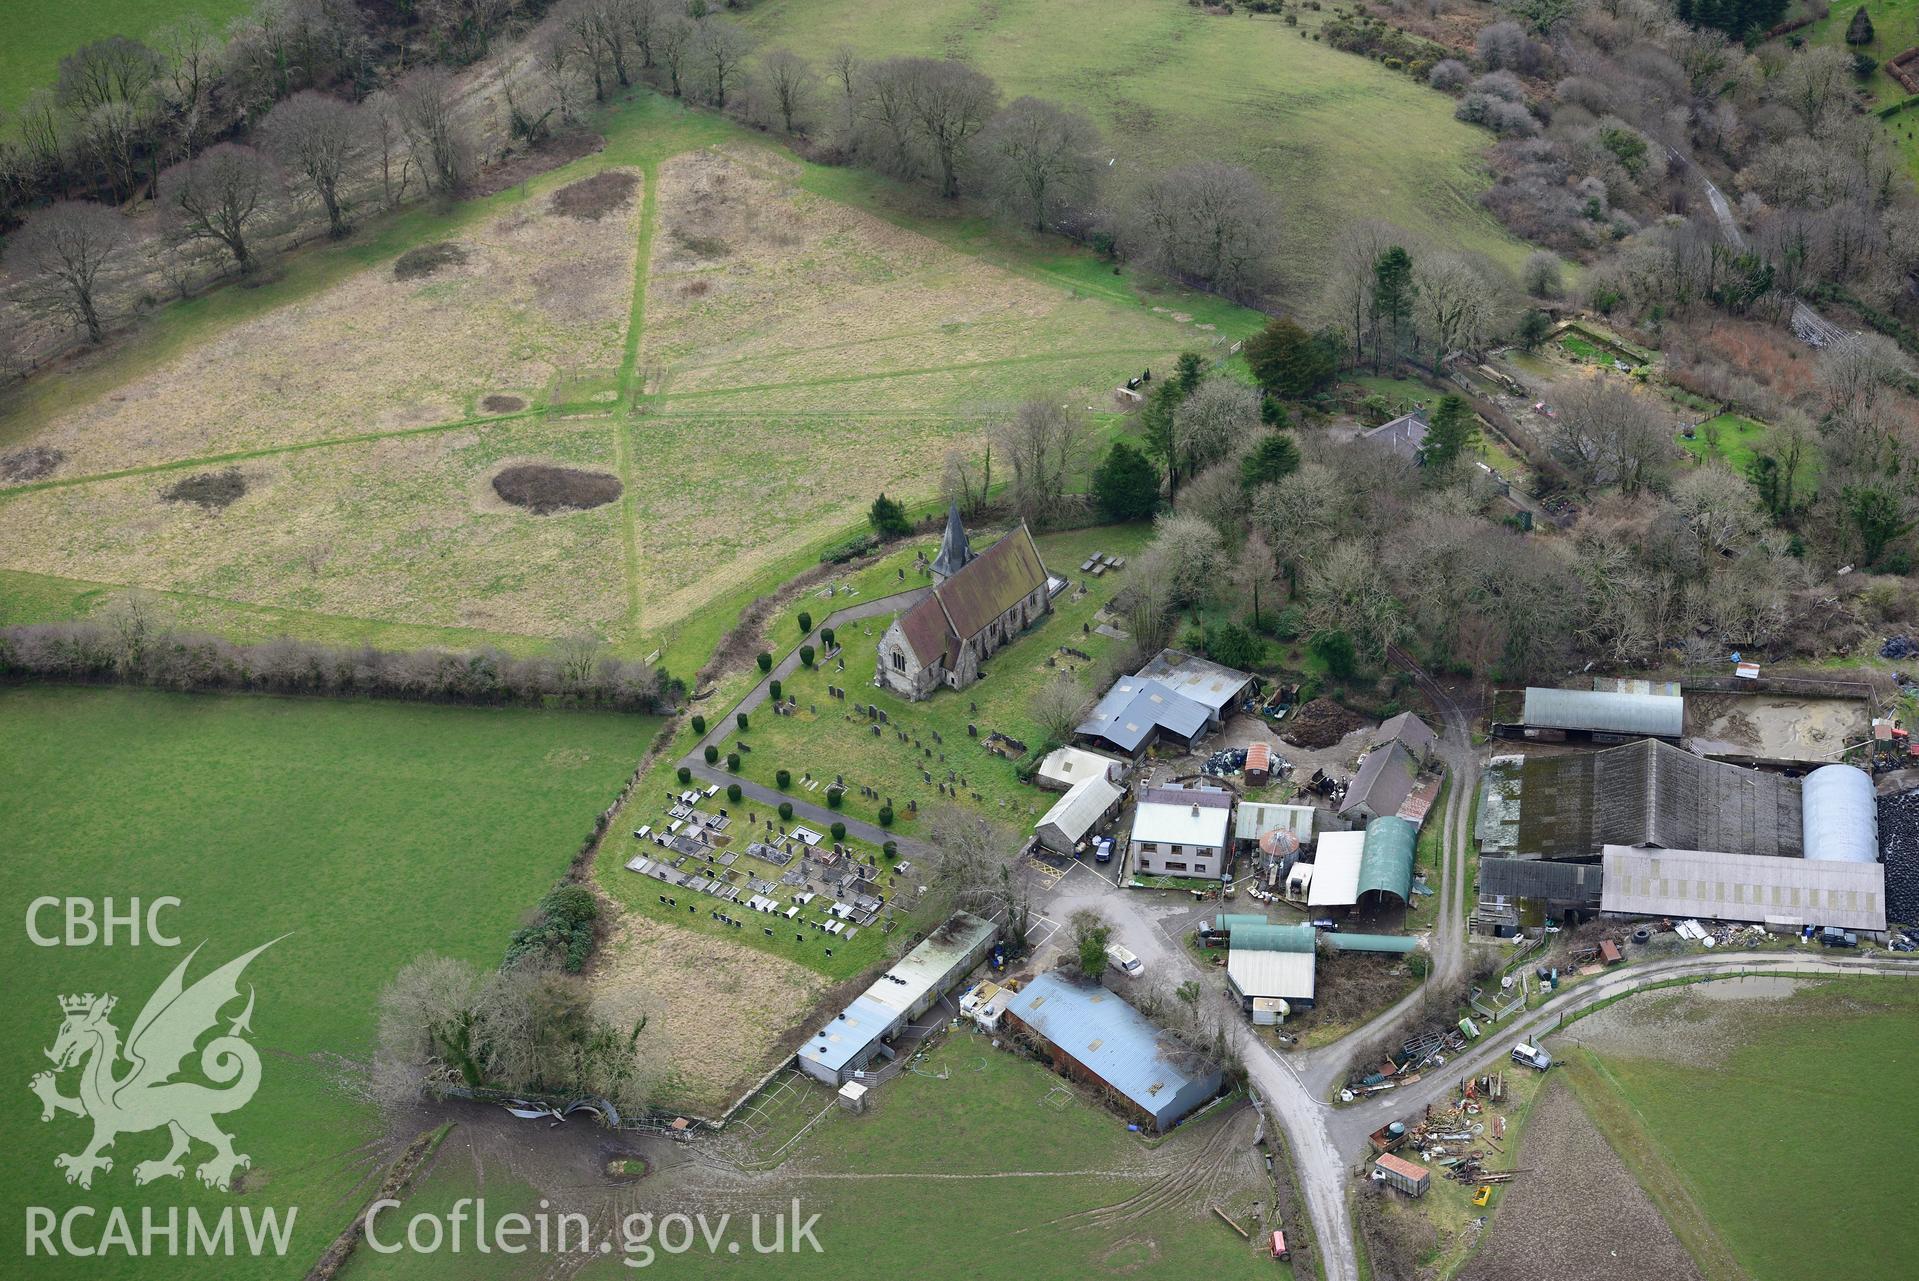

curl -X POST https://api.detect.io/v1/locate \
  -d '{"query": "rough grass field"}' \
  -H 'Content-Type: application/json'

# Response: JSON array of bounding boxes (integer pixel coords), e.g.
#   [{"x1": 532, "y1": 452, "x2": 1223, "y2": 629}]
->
[
  {"x1": 4, "y1": 0, "x2": 256, "y2": 115},
  {"x1": 0, "y1": 417, "x2": 630, "y2": 636},
  {"x1": 0, "y1": 685, "x2": 656, "y2": 1281},
  {"x1": 0, "y1": 95, "x2": 1216, "y2": 657},
  {"x1": 743, "y1": 0, "x2": 1531, "y2": 295},
  {"x1": 1554, "y1": 975, "x2": 1919, "y2": 1280},
  {"x1": 1, "y1": 175, "x2": 643, "y2": 484}
]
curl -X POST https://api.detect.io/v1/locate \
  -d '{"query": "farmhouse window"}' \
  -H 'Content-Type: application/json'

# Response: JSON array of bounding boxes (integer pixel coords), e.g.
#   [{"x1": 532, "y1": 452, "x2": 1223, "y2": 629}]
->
[
  {"x1": 891, "y1": 651, "x2": 906, "y2": 672},
  {"x1": 1166, "y1": 862, "x2": 1187, "y2": 872},
  {"x1": 1141, "y1": 842, "x2": 1158, "y2": 853}
]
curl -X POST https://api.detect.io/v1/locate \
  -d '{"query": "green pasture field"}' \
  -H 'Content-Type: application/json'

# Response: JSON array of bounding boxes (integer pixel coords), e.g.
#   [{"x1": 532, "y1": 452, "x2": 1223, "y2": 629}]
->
[
  {"x1": 3, "y1": 0, "x2": 256, "y2": 115},
  {"x1": 1560, "y1": 976, "x2": 1919, "y2": 1280},
  {"x1": 716, "y1": 524, "x2": 1155, "y2": 833},
  {"x1": 347, "y1": 1037, "x2": 1288, "y2": 1281},
  {"x1": 743, "y1": 0, "x2": 1532, "y2": 296},
  {"x1": 0, "y1": 685, "x2": 656, "y2": 1281}
]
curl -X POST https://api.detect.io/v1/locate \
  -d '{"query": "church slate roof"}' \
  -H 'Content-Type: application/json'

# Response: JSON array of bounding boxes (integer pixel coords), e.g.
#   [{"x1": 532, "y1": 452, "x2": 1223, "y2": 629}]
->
[{"x1": 894, "y1": 524, "x2": 1049, "y2": 666}]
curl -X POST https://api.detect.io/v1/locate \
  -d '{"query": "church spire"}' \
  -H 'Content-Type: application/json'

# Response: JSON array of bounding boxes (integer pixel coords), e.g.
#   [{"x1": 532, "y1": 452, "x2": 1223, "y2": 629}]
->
[{"x1": 931, "y1": 502, "x2": 973, "y2": 584}]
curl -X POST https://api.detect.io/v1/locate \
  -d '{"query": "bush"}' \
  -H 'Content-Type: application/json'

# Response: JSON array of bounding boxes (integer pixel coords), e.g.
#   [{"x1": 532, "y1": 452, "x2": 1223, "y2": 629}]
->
[
  {"x1": 827, "y1": 786, "x2": 844, "y2": 809},
  {"x1": 821, "y1": 626, "x2": 835, "y2": 647},
  {"x1": 736, "y1": 711, "x2": 749, "y2": 731},
  {"x1": 726, "y1": 752, "x2": 741, "y2": 772},
  {"x1": 800, "y1": 645, "x2": 816, "y2": 668},
  {"x1": 504, "y1": 884, "x2": 599, "y2": 973},
  {"x1": 879, "y1": 806, "x2": 895, "y2": 828},
  {"x1": 757, "y1": 651, "x2": 772, "y2": 672},
  {"x1": 727, "y1": 782, "x2": 742, "y2": 802},
  {"x1": 798, "y1": 611, "x2": 812, "y2": 634},
  {"x1": 777, "y1": 768, "x2": 792, "y2": 789},
  {"x1": 690, "y1": 714, "x2": 706, "y2": 734},
  {"x1": 769, "y1": 679, "x2": 781, "y2": 701},
  {"x1": 869, "y1": 492, "x2": 913, "y2": 537},
  {"x1": 1429, "y1": 58, "x2": 1469, "y2": 92},
  {"x1": 1266, "y1": 604, "x2": 1307, "y2": 642},
  {"x1": 704, "y1": 744, "x2": 720, "y2": 765},
  {"x1": 1204, "y1": 620, "x2": 1267, "y2": 670},
  {"x1": 830, "y1": 821, "x2": 846, "y2": 842},
  {"x1": 1310, "y1": 630, "x2": 1358, "y2": 680},
  {"x1": 778, "y1": 801, "x2": 794, "y2": 822},
  {"x1": 677, "y1": 765, "x2": 692, "y2": 785},
  {"x1": 883, "y1": 840, "x2": 898, "y2": 858},
  {"x1": 820, "y1": 531, "x2": 880, "y2": 563}
]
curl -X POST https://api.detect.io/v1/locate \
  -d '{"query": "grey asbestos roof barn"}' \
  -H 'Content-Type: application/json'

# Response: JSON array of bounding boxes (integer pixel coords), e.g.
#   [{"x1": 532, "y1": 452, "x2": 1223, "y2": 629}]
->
[
  {"x1": 1076, "y1": 678, "x2": 1210, "y2": 755},
  {"x1": 1521, "y1": 687, "x2": 1684, "y2": 738},
  {"x1": 1514, "y1": 739, "x2": 1802, "y2": 861},
  {"x1": 1600, "y1": 845, "x2": 1885, "y2": 933}
]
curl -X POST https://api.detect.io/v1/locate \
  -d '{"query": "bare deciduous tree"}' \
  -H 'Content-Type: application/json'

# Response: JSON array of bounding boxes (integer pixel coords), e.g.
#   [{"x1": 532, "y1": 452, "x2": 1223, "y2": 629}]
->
[
  {"x1": 1550, "y1": 380, "x2": 1671, "y2": 494},
  {"x1": 395, "y1": 67, "x2": 473, "y2": 195},
  {"x1": 55, "y1": 36, "x2": 162, "y2": 199},
  {"x1": 261, "y1": 91, "x2": 359, "y2": 238},
  {"x1": 653, "y1": 15, "x2": 694, "y2": 98},
  {"x1": 901, "y1": 57, "x2": 997, "y2": 199},
  {"x1": 1029, "y1": 673, "x2": 1090, "y2": 743},
  {"x1": 1123, "y1": 161, "x2": 1278, "y2": 296},
  {"x1": 758, "y1": 48, "x2": 815, "y2": 134},
  {"x1": 3, "y1": 200, "x2": 128, "y2": 343},
  {"x1": 1173, "y1": 374, "x2": 1260, "y2": 479},
  {"x1": 1414, "y1": 252, "x2": 1503, "y2": 372},
  {"x1": 979, "y1": 96, "x2": 1101, "y2": 232},
  {"x1": 163, "y1": 143, "x2": 276, "y2": 275},
  {"x1": 993, "y1": 399, "x2": 1083, "y2": 526},
  {"x1": 692, "y1": 18, "x2": 753, "y2": 109},
  {"x1": 360, "y1": 89, "x2": 414, "y2": 210}
]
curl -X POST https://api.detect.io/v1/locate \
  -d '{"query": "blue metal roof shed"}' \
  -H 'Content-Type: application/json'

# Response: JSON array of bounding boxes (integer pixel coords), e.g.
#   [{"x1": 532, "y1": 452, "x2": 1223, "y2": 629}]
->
[
  {"x1": 1004, "y1": 973, "x2": 1223, "y2": 1131},
  {"x1": 1521, "y1": 687, "x2": 1684, "y2": 738}
]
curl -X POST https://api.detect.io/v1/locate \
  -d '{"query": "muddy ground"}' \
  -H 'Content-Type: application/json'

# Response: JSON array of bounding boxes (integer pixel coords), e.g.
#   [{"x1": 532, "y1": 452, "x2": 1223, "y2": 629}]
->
[{"x1": 1460, "y1": 1077, "x2": 1701, "y2": 1281}]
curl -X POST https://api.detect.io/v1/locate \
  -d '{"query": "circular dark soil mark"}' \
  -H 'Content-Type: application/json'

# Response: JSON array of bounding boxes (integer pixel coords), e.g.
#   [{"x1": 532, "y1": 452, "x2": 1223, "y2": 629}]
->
[
  {"x1": 163, "y1": 468, "x2": 247, "y2": 511},
  {"x1": 551, "y1": 171, "x2": 639, "y2": 222},
  {"x1": 1, "y1": 445, "x2": 67, "y2": 482},
  {"x1": 481, "y1": 394, "x2": 527, "y2": 413},
  {"x1": 493, "y1": 464, "x2": 621, "y2": 514},
  {"x1": 393, "y1": 241, "x2": 470, "y2": 281}
]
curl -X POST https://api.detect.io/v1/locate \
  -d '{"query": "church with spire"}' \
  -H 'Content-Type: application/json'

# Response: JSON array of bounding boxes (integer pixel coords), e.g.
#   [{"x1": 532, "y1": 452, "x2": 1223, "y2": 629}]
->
[{"x1": 875, "y1": 505, "x2": 1054, "y2": 700}]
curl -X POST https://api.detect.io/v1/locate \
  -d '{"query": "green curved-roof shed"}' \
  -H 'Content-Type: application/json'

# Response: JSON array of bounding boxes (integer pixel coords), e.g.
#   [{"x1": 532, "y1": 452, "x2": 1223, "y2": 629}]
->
[{"x1": 1358, "y1": 817, "x2": 1416, "y2": 904}]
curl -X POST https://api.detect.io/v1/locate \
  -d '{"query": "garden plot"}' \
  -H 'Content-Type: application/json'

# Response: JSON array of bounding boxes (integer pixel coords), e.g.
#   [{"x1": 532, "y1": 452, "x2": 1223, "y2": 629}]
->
[
  {"x1": 0, "y1": 417, "x2": 627, "y2": 637},
  {"x1": 639, "y1": 147, "x2": 1189, "y2": 413},
  {"x1": 588, "y1": 915, "x2": 831, "y2": 1118},
  {"x1": 627, "y1": 412, "x2": 977, "y2": 634},
  {"x1": 3, "y1": 170, "x2": 643, "y2": 485}
]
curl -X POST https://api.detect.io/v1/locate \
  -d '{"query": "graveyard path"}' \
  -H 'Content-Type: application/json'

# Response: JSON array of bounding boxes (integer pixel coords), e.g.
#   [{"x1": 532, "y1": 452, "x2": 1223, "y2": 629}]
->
[{"x1": 677, "y1": 586, "x2": 935, "y2": 857}]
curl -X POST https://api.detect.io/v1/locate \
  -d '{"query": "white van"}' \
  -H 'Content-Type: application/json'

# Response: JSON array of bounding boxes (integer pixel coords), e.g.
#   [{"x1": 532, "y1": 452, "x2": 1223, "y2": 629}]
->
[{"x1": 1105, "y1": 944, "x2": 1144, "y2": 978}]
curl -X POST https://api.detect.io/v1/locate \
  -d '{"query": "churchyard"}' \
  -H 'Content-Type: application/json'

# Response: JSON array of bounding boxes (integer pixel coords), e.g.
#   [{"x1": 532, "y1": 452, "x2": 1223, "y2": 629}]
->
[{"x1": 717, "y1": 524, "x2": 1156, "y2": 833}]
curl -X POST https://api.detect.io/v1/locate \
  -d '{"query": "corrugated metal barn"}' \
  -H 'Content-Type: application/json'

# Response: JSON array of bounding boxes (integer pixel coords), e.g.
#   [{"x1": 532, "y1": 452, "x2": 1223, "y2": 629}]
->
[
  {"x1": 1600, "y1": 845, "x2": 1886, "y2": 934},
  {"x1": 1519, "y1": 687, "x2": 1685, "y2": 739},
  {"x1": 1004, "y1": 972, "x2": 1223, "y2": 1131}
]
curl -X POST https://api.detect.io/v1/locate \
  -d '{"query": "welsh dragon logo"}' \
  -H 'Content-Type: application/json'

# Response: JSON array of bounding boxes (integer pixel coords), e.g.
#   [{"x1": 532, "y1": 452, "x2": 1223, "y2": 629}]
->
[{"x1": 30, "y1": 938, "x2": 282, "y2": 1192}]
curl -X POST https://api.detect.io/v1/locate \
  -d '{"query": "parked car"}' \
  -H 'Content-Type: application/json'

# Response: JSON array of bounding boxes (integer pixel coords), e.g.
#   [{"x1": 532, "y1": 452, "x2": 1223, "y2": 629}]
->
[
  {"x1": 1093, "y1": 837, "x2": 1114, "y2": 864},
  {"x1": 1106, "y1": 944, "x2": 1144, "y2": 978},
  {"x1": 1818, "y1": 926, "x2": 1859, "y2": 948}
]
